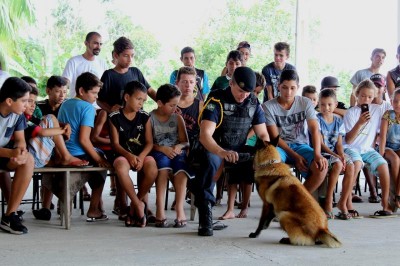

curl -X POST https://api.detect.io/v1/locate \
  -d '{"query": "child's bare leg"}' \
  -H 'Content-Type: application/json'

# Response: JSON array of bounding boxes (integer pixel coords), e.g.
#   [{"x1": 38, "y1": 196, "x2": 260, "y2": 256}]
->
[
  {"x1": 173, "y1": 172, "x2": 187, "y2": 222},
  {"x1": 303, "y1": 160, "x2": 328, "y2": 193},
  {"x1": 376, "y1": 164, "x2": 391, "y2": 212},
  {"x1": 41, "y1": 187, "x2": 53, "y2": 209},
  {"x1": 219, "y1": 183, "x2": 237, "y2": 220},
  {"x1": 6, "y1": 154, "x2": 34, "y2": 215},
  {"x1": 385, "y1": 150, "x2": 400, "y2": 207},
  {"x1": 155, "y1": 170, "x2": 169, "y2": 220},
  {"x1": 337, "y1": 162, "x2": 355, "y2": 213},
  {"x1": 137, "y1": 157, "x2": 157, "y2": 211},
  {"x1": 237, "y1": 183, "x2": 252, "y2": 218},
  {"x1": 345, "y1": 161, "x2": 362, "y2": 211},
  {"x1": 325, "y1": 161, "x2": 341, "y2": 213}
]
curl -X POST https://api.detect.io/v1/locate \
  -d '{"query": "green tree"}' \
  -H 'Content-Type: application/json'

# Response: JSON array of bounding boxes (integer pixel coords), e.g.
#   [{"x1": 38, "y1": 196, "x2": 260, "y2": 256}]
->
[{"x1": 0, "y1": 0, "x2": 35, "y2": 74}]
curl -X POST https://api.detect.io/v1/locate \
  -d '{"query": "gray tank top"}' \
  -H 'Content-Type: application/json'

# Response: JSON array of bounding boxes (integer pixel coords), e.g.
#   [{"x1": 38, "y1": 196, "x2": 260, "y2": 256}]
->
[{"x1": 150, "y1": 111, "x2": 179, "y2": 147}]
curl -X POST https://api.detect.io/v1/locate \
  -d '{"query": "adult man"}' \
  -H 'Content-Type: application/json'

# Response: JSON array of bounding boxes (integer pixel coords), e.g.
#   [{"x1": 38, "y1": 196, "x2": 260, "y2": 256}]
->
[
  {"x1": 261, "y1": 42, "x2": 296, "y2": 102},
  {"x1": 170, "y1": 47, "x2": 209, "y2": 101},
  {"x1": 192, "y1": 66, "x2": 270, "y2": 236},
  {"x1": 350, "y1": 48, "x2": 386, "y2": 106},
  {"x1": 62, "y1": 32, "x2": 108, "y2": 99},
  {"x1": 387, "y1": 44, "x2": 400, "y2": 98}
]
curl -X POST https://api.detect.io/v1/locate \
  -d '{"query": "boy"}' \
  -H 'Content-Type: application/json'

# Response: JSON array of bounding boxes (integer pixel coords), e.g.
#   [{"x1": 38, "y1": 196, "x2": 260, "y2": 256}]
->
[
  {"x1": 97, "y1": 36, "x2": 157, "y2": 113},
  {"x1": 170, "y1": 46, "x2": 210, "y2": 101},
  {"x1": 343, "y1": 79, "x2": 392, "y2": 217},
  {"x1": 37, "y1": 76, "x2": 68, "y2": 117},
  {"x1": 25, "y1": 86, "x2": 88, "y2": 220},
  {"x1": 150, "y1": 84, "x2": 192, "y2": 228},
  {"x1": 320, "y1": 76, "x2": 347, "y2": 117},
  {"x1": 262, "y1": 42, "x2": 296, "y2": 102},
  {"x1": 387, "y1": 44, "x2": 400, "y2": 99},
  {"x1": 211, "y1": 50, "x2": 243, "y2": 92},
  {"x1": 302, "y1": 85, "x2": 318, "y2": 108},
  {"x1": 0, "y1": 77, "x2": 34, "y2": 234},
  {"x1": 350, "y1": 48, "x2": 386, "y2": 106},
  {"x1": 317, "y1": 89, "x2": 356, "y2": 219},
  {"x1": 57, "y1": 72, "x2": 111, "y2": 221},
  {"x1": 263, "y1": 69, "x2": 328, "y2": 193}
]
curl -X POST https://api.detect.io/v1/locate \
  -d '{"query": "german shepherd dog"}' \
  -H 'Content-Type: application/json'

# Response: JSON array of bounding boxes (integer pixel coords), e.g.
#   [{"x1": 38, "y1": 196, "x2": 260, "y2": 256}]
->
[{"x1": 249, "y1": 138, "x2": 342, "y2": 248}]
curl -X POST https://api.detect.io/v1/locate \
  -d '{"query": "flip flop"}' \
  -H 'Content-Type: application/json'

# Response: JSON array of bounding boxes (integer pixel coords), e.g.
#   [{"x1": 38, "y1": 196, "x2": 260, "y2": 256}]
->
[
  {"x1": 369, "y1": 210, "x2": 398, "y2": 219},
  {"x1": 173, "y1": 219, "x2": 187, "y2": 228},
  {"x1": 212, "y1": 221, "x2": 228, "y2": 230},
  {"x1": 86, "y1": 214, "x2": 109, "y2": 222},
  {"x1": 348, "y1": 209, "x2": 364, "y2": 219},
  {"x1": 58, "y1": 160, "x2": 92, "y2": 168}
]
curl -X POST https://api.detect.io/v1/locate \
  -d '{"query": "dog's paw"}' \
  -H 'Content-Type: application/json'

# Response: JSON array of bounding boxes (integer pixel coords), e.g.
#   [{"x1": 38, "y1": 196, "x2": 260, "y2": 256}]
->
[
  {"x1": 249, "y1": 232, "x2": 258, "y2": 238},
  {"x1": 279, "y1": 237, "x2": 291, "y2": 245}
]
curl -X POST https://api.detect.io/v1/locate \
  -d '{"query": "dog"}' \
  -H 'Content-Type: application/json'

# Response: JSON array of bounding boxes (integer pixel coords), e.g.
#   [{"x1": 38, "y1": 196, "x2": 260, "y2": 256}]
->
[{"x1": 249, "y1": 138, "x2": 342, "y2": 248}]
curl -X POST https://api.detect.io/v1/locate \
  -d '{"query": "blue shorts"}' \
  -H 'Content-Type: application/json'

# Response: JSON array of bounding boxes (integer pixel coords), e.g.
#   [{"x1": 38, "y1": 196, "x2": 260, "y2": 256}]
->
[
  {"x1": 277, "y1": 143, "x2": 314, "y2": 178},
  {"x1": 151, "y1": 150, "x2": 193, "y2": 178},
  {"x1": 344, "y1": 148, "x2": 387, "y2": 176}
]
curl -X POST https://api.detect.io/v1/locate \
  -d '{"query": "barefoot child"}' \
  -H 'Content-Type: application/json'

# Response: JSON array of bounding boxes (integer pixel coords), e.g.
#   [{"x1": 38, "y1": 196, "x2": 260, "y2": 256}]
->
[
  {"x1": 109, "y1": 81, "x2": 157, "y2": 227},
  {"x1": 317, "y1": 89, "x2": 356, "y2": 220},
  {"x1": 150, "y1": 84, "x2": 192, "y2": 228}
]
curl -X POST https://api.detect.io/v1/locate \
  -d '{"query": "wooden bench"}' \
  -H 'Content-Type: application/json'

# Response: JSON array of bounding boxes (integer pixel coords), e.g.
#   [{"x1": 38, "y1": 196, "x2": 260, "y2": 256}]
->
[{"x1": 33, "y1": 166, "x2": 113, "y2": 230}]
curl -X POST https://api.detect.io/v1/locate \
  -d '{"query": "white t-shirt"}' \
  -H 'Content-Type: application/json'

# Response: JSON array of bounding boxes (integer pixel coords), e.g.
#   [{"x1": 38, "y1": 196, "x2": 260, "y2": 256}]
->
[
  {"x1": 343, "y1": 104, "x2": 387, "y2": 153},
  {"x1": 62, "y1": 55, "x2": 108, "y2": 98}
]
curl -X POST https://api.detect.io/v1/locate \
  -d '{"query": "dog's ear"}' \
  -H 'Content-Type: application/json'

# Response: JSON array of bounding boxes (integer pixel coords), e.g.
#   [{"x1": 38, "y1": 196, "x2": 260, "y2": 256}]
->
[
  {"x1": 270, "y1": 135, "x2": 280, "y2": 147},
  {"x1": 255, "y1": 137, "x2": 266, "y2": 149}
]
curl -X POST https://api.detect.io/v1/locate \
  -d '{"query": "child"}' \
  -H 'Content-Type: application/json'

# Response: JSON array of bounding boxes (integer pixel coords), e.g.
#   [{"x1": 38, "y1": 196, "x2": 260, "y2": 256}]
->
[
  {"x1": 379, "y1": 88, "x2": 400, "y2": 210},
  {"x1": 0, "y1": 77, "x2": 34, "y2": 234},
  {"x1": 320, "y1": 76, "x2": 347, "y2": 117},
  {"x1": 24, "y1": 85, "x2": 89, "y2": 220},
  {"x1": 302, "y1": 85, "x2": 318, "y2": 109},
  {"x1": 221, "y1": 42, "x2": 250, "y2": 76},
  {"x1": 317, "y1": 89, "x2": 356, "y2": 220},
  {"x1": 37, "y1": 75, "x2": 68, "y2": 117},
  {"x1": 387, "y1": 44, "x2": 400, "y2": 98},
  {"x1": 211, "y1": 50, "x2": 243, "y2": 92},
  {"x1": 57, "y1": 72, "x2": 111, "y2": 221},
  {"x1": 170, "y1": 47, "x2": 210, "y2": 101},
  {"x1": 263, "y1": 69, "x2": 328, "y2": 193},
  {"x1": 343, "y1": 79, "x2": 393, "y2": 217},
  {"x1": 97, "y1": 36, "x2": 157, "y2": 113},
  {"x1": 109, "y1": 81, "x2": 157, "y2": 227},
  {"x1": 262, "y1": 42, "x2": 296, "y2": 102},
  {"x1": 150, "y1": 84, "x2": 192, "y2": 228}
]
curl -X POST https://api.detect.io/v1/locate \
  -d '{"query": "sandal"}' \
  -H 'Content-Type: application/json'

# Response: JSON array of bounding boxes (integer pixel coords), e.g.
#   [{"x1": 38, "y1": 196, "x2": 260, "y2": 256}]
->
[
  {"x1": 324, "y1": 211, "x2": 334, "y2": 220},
  {"x1": 109, "y1": 188, "x2": 117, "y2": 196},
  {"x1": 348, "y1": 209, "x2": 363, "y2": 219},
  {"x1": 124, "y1": 207, "x2": 134, "y2": 227},
  {"x1": 368, "y1": 196, "x2": 381, "y2": 203},
  {"x1": 133, "y1": 201, "x2": 147, "y2": 228},
  {"x1": 173, "y1": 219, "x2": 187, "y2": 228},
  {"x1": 155, "y1": 218, "x2": 170, "y2": 228},
  {"x1": 335, "y1": 212, "x2": 352, "y2": 220},
  {"x1": 370, "y1": 210, "x2": 397, "y2": 219}
]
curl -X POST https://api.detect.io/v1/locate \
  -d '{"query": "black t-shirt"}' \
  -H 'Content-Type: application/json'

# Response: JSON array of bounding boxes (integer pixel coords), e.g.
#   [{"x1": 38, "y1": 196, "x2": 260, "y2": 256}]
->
[
  {"x1": 108, "y1": 109, "x2": 150, "y2": 156},
  {"x1": 37, "y1": 99, "x2": 62, "y2": 117},
  {"x1": 99, "y1": 67, "x2": 151, "y2": 107}
]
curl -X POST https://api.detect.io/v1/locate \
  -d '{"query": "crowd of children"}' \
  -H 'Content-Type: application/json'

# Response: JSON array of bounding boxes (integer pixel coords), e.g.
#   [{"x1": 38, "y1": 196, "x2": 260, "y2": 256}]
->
[{"x1": 2, "y1": 34, "x2": 400, "y2": 237}]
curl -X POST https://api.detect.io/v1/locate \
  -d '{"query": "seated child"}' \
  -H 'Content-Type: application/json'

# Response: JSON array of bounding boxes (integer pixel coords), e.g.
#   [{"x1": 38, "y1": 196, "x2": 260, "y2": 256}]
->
[
  {"x1": 24, "y1": 85, "x2": 89, "y2": 220},
  {"x1": 317, "y1": 89, "x2": 356, "y2": 220},
  {"x1": 109, "y1": 81, "x2": 157, "y2": 227},
  {"x1": 379, "y1": 88, "x2": 400, "y2": 211},
  {"x1": 57, "y1": 72, "x2": 111, "y2": 221},
  {"x1": 320, "y1": 76, "x2": 347, "y2": 117},
  {"x1": 343, "y1": 79, "x2": 393, "y2": 217},
  {"x1": 302, "y1": 85, "x2": 318, "y2": 109},
  {"x1": 0, "y1": 77, "x2": 34, "y2": 235},
  {"x1": 150, "y1": 84, "x2": 192, "y2": 228}
]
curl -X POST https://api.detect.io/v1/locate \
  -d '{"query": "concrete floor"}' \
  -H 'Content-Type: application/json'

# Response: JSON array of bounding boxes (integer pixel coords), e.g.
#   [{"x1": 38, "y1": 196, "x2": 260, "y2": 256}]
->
[{"x1": 1, "y1": 176, "x2": 400, "y2": 266}]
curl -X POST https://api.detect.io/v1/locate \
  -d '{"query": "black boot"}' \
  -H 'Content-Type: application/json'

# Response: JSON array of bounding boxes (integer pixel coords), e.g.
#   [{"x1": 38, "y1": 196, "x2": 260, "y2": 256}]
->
[{"x1": 198, "y1": 201, "x2": 213, "y2": 236}]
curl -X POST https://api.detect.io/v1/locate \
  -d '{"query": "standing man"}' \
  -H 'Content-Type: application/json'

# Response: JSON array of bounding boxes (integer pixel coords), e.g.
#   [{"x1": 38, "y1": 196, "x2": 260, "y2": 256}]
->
[
  {"x1": 387, "y1": 44, "x2": 400, "y2": 98},
  {"x1": 62, "y1": 32, "x2": 108, "y2": 99},
  {"x1": 350, "y1": 48, "x2": 386, "y2": 106},
  {"x1": 192, "y1": 67, "x2": 270, "y2": 236},
  {"x1": 170, "y1": 47, "x2": 210, "y2": 101},
  {"x1": 261, "y1": 42, "x2": 296, "y2": 102}
]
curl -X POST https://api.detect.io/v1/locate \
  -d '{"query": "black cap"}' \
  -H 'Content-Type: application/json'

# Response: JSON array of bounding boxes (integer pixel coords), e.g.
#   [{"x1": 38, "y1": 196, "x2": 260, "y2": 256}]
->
[
  {"x1": 321, "y1": 76, "x2": 340, "y2": 89},
  {"x1": 233, "y1": 66, "x2": 256, "y2": 92}
]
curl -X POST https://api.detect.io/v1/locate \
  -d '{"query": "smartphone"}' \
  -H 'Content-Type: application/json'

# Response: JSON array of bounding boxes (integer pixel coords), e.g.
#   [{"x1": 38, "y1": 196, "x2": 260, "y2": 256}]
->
[{"x1": 361, "y1": 104, "x2": 369, "y2": 113}]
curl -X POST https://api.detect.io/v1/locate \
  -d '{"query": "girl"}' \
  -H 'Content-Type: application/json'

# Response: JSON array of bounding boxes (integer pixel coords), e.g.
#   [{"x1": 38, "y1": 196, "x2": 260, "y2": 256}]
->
[
  {"x1": 109, "y1": 81, "x2": 157, "y2": 227},
  {"x1": 379, "y1": 88, "x2": 400, "y2": 210}
]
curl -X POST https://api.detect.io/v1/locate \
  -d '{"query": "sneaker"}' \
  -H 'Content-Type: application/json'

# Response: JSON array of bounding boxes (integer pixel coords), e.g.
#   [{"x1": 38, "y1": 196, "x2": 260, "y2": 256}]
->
[{"x1": 0, "y1": 212, "x2": 28, "y2": 235}]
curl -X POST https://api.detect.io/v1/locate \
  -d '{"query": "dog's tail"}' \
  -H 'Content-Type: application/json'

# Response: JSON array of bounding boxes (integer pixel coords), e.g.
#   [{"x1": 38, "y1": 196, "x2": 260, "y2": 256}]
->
[{"x1": 316, "y1": 229, "x2": 342, "y2": 248}]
